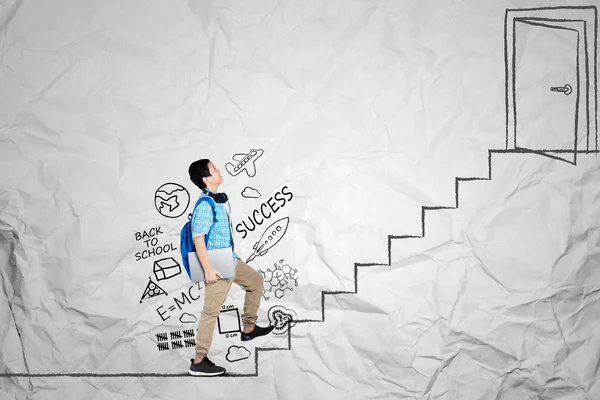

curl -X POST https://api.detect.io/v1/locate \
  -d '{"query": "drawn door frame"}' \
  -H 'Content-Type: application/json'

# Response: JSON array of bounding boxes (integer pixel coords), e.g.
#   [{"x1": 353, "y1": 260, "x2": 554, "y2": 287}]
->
[{"x1": 504, "y1": 6, "x2": 598, "y2": 162}]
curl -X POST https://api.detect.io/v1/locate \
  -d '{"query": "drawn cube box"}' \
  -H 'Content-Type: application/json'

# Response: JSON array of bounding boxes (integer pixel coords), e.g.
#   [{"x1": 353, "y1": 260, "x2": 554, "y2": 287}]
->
[
  {"x1": 153, "y1": 257, "x2": 181, "y2": 281},
  {"x1": 218, "y1": 308, "x2": 241, "y2": 334}
]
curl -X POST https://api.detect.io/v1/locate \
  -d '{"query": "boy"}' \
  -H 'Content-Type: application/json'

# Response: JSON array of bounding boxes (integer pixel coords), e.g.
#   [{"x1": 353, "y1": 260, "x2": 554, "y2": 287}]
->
[{"x1": 187, "y1": 159, "x2": 274, "y2": 376}]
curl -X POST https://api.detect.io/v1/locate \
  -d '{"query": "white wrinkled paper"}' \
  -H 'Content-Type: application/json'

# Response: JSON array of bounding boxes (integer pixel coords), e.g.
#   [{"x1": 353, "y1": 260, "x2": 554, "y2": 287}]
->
[{"x1": 1, "y1": 0, "x2": 599, "y2": 398}]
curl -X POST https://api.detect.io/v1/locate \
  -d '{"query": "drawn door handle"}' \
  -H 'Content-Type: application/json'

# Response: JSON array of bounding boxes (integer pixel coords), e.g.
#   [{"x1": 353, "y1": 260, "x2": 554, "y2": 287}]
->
[{"x1": 550, "y1": 84, "x2": 572, "y2": 95}]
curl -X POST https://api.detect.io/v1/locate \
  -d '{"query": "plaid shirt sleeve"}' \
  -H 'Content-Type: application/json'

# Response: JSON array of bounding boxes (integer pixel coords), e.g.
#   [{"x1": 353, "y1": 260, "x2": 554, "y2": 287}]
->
[{"x1": 191, "y1": 201, "x2": 213, "y2": 238}]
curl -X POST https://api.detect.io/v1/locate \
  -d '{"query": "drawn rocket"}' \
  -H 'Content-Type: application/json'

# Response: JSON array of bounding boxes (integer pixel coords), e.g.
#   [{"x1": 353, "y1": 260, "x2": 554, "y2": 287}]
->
[{"x1": 246, "y1": 217, "x2": 289, "y2": 264}]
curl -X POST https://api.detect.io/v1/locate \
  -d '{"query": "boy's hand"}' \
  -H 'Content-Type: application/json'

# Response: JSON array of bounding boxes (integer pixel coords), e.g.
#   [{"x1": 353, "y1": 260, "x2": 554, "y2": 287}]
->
[{"x1": 204, "y1": 267, "x2": 223, "y2": 284}]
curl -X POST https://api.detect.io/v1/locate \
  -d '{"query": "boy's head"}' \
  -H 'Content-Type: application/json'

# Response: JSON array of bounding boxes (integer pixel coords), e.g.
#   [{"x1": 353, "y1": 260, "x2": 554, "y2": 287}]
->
[{"x1": 189, "y1": 159, "x2": 223, "y2": 190}]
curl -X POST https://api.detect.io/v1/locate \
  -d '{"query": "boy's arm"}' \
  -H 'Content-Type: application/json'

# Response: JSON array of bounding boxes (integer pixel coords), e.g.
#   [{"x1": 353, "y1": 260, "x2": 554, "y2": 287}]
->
[{"x1": 193, "y1": 235, "x2": 222, "y2": 283}]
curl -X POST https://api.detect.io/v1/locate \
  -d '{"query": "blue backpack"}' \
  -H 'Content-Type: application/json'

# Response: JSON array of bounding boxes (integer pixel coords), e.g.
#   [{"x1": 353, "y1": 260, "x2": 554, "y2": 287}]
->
[{"x1": 180, "y1": 196, "x2": 217, "y2": 280}]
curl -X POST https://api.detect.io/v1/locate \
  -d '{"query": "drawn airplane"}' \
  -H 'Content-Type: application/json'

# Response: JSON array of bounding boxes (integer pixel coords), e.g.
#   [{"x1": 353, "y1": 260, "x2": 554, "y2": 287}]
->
[
  {"x1": 156, "y1": 194, "x2": 179, "y2": 213},
  {"x1": 225, "y1": 148, "x2": 264, "y2": 177}
]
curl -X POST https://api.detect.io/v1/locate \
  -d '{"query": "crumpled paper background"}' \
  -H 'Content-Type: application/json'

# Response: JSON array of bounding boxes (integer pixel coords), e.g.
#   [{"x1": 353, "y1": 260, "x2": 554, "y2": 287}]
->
[{"x1": 1, "y1": 0, "x2": 599, "y2": 398}]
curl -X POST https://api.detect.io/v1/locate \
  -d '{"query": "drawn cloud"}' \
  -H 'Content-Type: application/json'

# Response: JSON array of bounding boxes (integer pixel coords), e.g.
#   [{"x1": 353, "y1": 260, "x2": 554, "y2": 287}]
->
[
  {"x1": 179, "y1": 313, "x2": 197, "y2": 324},
  {"x1": 226, "y1": 345, "x2": 251, "y2": 362},
  {"x1": 242, "y1": 187, "x2": 261, "y2": 198}
]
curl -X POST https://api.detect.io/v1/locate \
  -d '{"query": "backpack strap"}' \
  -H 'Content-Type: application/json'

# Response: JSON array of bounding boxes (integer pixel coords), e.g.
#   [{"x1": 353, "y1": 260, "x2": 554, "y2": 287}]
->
[{"x1": 224, "y1": 201, "x2": 235, "y2": 253}]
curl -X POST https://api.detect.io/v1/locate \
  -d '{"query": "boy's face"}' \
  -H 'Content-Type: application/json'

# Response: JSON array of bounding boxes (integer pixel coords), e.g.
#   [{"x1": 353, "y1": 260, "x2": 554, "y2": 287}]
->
[{"x1": 204, "y1": 162, "x2": 224, "y2": 187}]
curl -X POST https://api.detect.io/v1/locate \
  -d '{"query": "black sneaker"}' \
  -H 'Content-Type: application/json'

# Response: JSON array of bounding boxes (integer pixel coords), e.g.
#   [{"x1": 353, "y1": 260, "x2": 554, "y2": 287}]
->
[
  {"x1": 240, "y1": 325, "x2": 275, "y2": 341},
  {"x1": 188, "y1": 357, "x2": 226, "y2": 376}
]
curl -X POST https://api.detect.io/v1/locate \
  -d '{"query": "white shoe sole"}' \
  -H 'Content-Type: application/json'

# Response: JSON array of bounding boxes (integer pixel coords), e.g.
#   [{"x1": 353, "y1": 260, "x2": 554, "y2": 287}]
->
[{"x1": 188, "y1": 369, "x2": 226, "y2": 376}]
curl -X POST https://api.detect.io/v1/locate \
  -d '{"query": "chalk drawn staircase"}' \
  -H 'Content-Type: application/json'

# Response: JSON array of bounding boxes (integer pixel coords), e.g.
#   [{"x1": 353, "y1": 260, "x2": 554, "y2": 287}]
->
[
  {"x1": 232, "y1": 147, "x2": 600, "y2": 377},
  {"x1": 1, "y1": 149, "x2": 597, "y2": 379}
]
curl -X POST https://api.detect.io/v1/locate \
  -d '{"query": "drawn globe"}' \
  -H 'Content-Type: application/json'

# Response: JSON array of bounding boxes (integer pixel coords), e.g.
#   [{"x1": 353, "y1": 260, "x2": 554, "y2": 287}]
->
[{"x1": 154, "y1": 183, "x2": 190, "y2": 218}]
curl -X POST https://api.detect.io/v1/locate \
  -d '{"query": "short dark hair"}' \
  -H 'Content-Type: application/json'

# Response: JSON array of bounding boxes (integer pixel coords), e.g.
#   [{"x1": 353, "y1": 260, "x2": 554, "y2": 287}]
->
[{"x1": 189, "y1": 159, "x2": 211, "y2": 189}]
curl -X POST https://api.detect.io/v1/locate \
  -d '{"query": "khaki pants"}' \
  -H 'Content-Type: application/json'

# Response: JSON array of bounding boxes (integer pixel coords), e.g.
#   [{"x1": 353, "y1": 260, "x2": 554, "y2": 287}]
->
[{"x1": 195, "y1": 259, "x2": 263, "y2": 360}]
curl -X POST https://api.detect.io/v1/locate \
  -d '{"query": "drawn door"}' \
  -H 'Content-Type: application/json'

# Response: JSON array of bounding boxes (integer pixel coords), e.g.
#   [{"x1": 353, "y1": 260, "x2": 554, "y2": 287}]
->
[{"x1": 514, "y1": 19, "x2": 579, "y2": 164}]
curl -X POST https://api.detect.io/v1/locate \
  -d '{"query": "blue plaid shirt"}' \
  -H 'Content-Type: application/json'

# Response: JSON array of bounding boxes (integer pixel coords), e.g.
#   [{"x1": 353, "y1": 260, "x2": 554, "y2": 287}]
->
[{"x1": 191, "y1": 191, "x2": 239, "y2": 259}]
